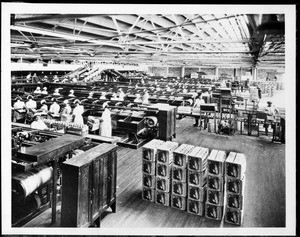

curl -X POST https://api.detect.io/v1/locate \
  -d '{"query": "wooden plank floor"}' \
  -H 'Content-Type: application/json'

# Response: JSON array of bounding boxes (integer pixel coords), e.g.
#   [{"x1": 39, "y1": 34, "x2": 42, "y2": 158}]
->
[{"x1": 23, "y1": 116, "x2": 285, "y2": 228}]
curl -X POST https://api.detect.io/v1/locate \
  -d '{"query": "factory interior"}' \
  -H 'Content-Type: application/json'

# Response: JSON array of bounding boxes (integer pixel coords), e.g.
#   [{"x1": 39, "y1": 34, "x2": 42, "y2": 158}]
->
[{"x1": 1, "y1": 3, "x2": 296, "y2": 236}]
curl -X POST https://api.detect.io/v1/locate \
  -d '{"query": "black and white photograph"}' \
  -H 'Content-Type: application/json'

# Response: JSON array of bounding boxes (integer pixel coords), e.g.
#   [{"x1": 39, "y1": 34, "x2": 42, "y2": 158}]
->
[{"x1": 1, "y1": 3, "x2": 296, "y2": 236}]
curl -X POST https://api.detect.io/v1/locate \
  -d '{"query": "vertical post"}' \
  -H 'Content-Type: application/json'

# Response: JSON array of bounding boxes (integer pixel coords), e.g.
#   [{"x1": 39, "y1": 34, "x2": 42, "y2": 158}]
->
[
  {"x1": 215, "y1": 67, "x2": 219, "y2": 80},
  {"x1": 181, "y1": 67, "x2": 185, "y2": 78},
  {"x1": 252, "y1": 67, "x2": 257, "y2": 81},
  {"x1": 51, "y1": 160, "x2": 57, "y2": 224},
  {"x1": 166, "y1": 66, "x2": 169, "y2": 77}
]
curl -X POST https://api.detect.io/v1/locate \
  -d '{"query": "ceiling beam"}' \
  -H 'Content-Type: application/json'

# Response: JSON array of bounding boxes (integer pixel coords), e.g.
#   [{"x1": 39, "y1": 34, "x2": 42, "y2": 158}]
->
[
  {"x1": 123, "y1": 39, "x2": 251, "y2": 45},
  {"x1": 13, "y1": 14, "x2": 100, "y2": 23},
  {"x1": 11, "y1": 25, "x2": 124, "y2": 49}
]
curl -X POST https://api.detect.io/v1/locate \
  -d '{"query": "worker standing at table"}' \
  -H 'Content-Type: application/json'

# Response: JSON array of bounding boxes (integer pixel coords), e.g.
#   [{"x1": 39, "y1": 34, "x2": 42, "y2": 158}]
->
[
  {"x1": 264, "y1": 101, "x2": 279, "y2": 136},
  {"x1": 41, "y1": 87, "x2": 48, "y2": 95},
  {"x1": 37, "y1": 99, "x2": 48, "y2": 114},
  {"x1": 13, "y1": 96, "x2": 26, "y2": 122},
  {"x1": 99, "y1": 102, "x2": 112, "y2": 137},
  {"x1": 118, "y1": 88, "x2": 125, "y2": 101},
  {"x1": 142, "y1": 90, "x2": 149, "y2": 104},
  {"x1": 34, "y1": 86, "x2": 42, "y2": 94},
  {"x1": 193, "y1": 94, "x2": 205, "y2": 127},
  {"x1": 49, "y1": 98, "x2": 60, "y2": 116},
  {"x1": 25, "y1": 95, "x2": 37, "y2": 111},
  {"x1": 31, "y1": 113, "x2": 49, "y2": 130},
  {"x1": 60, "y1": 99, "x2": 72, "y2": 122},
  {"x1": 72, "y1": 99, "x2": 84, "y2": 125}
]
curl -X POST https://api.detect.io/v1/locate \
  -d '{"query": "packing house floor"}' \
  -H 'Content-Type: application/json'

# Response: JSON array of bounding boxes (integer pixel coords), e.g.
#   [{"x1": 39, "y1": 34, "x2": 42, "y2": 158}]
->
[{"x1": 24, "y1": 116, "x2": 285, "y2": 228}]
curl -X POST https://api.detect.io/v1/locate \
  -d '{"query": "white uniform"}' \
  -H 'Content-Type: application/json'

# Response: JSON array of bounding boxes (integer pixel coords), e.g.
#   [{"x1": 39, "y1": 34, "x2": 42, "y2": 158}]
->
[
  {"x1": 31, "y1": 119, "x2": 48, "y2": 130},
  {"x1": 73, "y1": 105, "x2": 84, "y2": 125},
  {"x1": 34, "y1": 89, "x2": 42, "y2": 94},
  {"x1": 41, "y1": 90, "x2": 48, "y2": 95},
  {"x1": 13, "y1": 100, "x2": 26, "y2": 122},
  {"x1": 39, "y1": 104, "x2": 48, "y2": 113},
  {"x1": 142, "y1": 93, "x2": 149, "y2": 104},
  {"x1": 26, "y1": 100, "x2": 37, "y2": 110},
  {"x1": 194, "y1": 98, "x2": 205, "y2": 108},
  {"x1": 99, "y1": 108, "x2": 112, "y2": 137},
  {"x1": 49, "y1": 102, "x2": 60, "y2": 115},
  {"x1": 60, "y1": 104, "x2": 72, "y2": 122},
  {"x1": 118, "y1": 91, "x2": 125, "y2": 101}
]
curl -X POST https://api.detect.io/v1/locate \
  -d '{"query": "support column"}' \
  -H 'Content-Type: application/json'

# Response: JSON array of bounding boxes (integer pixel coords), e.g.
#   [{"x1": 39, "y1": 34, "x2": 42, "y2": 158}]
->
[
  {"x1": 181, "y1": 67, "x2": 185, "y2": 78},
  {"x1": 252, "y1": 67, "x2": 257, "y2": 81},
  {"x1": 240, "y1": 67, "x2": 243, "y2": 81},
  {"x1": 166, "y1": 66, "x2": 169, "y2": 77},
  {"x1": 215, "y1": 67, "x2": 219, "y2": 80}
]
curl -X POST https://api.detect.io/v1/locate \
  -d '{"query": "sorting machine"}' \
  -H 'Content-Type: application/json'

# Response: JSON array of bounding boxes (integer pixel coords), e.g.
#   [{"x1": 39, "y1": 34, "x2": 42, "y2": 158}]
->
[{"x1": 11, "y1": 123, "x2": 117, "y2": 227}]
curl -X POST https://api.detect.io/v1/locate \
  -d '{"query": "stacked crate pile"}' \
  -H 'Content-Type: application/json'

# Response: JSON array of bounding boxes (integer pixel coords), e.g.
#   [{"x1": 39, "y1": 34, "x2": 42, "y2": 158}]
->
[
  {"x1": 224, "y1": 152, "x2": 246, "y2": 226},
  {"x1": 186, "y1": 146, "x2": 209, "y2": 216},
  {"x1": 171, "y1": 144, "x2": 195, "y2": 211},
  {"x1": 205, "y1": 150, "x2": 227, "y2": 221},
  {"x1": 154, "y1": 141, "x2": 179, "y2": 206},
  {"x1": 142, "y1": 139, "x2": 166, "y2": 202}
]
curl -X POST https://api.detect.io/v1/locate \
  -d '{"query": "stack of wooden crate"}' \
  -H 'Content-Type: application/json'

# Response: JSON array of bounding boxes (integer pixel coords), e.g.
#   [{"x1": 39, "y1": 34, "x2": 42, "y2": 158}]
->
[
  {"x1": 171, "y1": 144, "x2": 195, "y2": 211},
  {"x1": 186, "y1": 146, "x2": 209, "y2": 216},
  {"x1": 142, "y1": 139, "x2": 166, "y2": 202},
  {"x1": 224, "y1": 152, "x2": 246, "y2": 226},
  {"x1": 205, "y1": 150, "x2": 227, "y2": 221},
  {"x1": 155, "y1": 141, "x2": 179, "y2": 206}
]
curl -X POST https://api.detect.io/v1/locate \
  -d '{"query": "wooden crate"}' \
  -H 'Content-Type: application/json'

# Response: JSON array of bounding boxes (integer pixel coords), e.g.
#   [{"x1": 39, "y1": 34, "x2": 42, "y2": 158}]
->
[
  {"x1": 61, "y1": 143, "x2": 117, "y2": 227},
  {"x1": 224, "y1": 207, "x2": 244, "y2": 226},
  {"x1": 142, "y1": 160, "x2": 156, "y2": 175},
  {"x1": 205, "y1": 203, "x2": 224, "y2": 221},
  {"x1": 173, "y1": 144, "x2": 195, "y2": 168},
  {"x1": 142, "y1": 139, "x2": 165, "y2": 162},
  {"x1": 188, "y1": 170, "x2": 207, "y2": 187},
  {"x1": 225, "y1": 176, "x2": 246, "y2": 195},
  {"x1": 207, "y1": 175, "x2": 225, "y2": 192},
  {"x1": 172, "y1": 181, "x2": 187, "y2": 197},
  {"x1": 155, "y1": 190, "x2": 170, "y2": 207},
  {"x1": 156, "y1": 176, "x2": 171, "y2": 193},
  {"x1": 207, "y1": 150, "x2": 226, "y2": 176},
  {"x1": 225, "y1": 193, "x2": 244, "y2": 210},
  {"x1": 156, "y1": 163, "x2": 172, "y2": 178},
  {"x1": 172, "y1": 166, "x2": 187, "y2": 182},
  {"x1": 188, "y1": 185, "x2": 206, "y2": 202},
  {"x1": 142, "y1": 187, "x2": 155, "y2": 202},
  {"x1": 225, "y1": 152, "x2": 246, "y2": 180},
  {"x1": 187, "y1": 147, "x2": 209, "y2": 172},
  {"x1": 206, "y1": 189, "x2": 225, "y2": 206},
  {"x1": 187, "y1": 199, "x2": 205, "y2": 216},
  {"x1": 171, "y1": 194, "x2": 187, "y2": 211},
  {"x1": 142, "y1": 174, "x2": 156, "y2": 189},
  {"x1": 156, "y1": 141, "x2": 179, "y2": 164}
]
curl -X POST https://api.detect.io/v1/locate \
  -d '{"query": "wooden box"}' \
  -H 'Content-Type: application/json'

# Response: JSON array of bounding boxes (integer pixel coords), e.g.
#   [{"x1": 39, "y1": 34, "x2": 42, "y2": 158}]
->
[
  {"x1": 188, "y1": 170, "x2": 207, "y2": 187},
  {"x1": 172, "y1": 181, "x2": 187, "y2": 197},
  {"x1": 156, "y1": 163, "x2": 172, "y2": 178},
  {"x1": 224, "y1": 207, "x2": 244, "y2": 226},
  {"x1": 172, "y1": 166, "x2": 187, "y2": 182},
  {"x1": 187, "y1": 147, "x2": 209, "y2": 172},
  {"x1": 173, "y1": 144, "x2": 195, "y2": 168},
  {"x1": 207, "y1": 189, "x2": 225, "y2": 206},
  {"x1": 142, "y1": 187, "x2": 155, "y2": 202},
  {"x1": 158, "y1": 105, "x2": 177, "y2": 141},
  {"x1": 142, "y1": 139, "x2": 165, "y2": 162},
  {"x1": 225, "y1": 152, "x2": 246, "y2": 180},
  {"x1": 156, "y1": 176, "x2": 171, "y2": 193},
  {"x1": 226, "y1": 193, "x2": 244, "y2": 210},
  {"x1": 225, "y1": 176, "x2": 246, "y2": 195},
  {"x1": 207, "y1": 175, "x2": 225, "y2": 191},
  {"x1": 156, "y1": 141, "x2": 179, "y2": 164},
  {"x1": 171, "y1": 194, "x2": 186, "y2": 211},
  {"x1": 117, "y1": 116, "x2": 146, "y2": 133},
  {"x1": 61, "y1": 143, "x2": 117, "y2": 227},
  {"x1": 207, "y1": 150, "x2": 226, "y2": 176},
  {"x1": 142, "y1": 174, "x2": 156, "y2": 189},
  {"x1": 142, "y1": 160, "x2": 156, "y2": 175},
  {"x1": 205, "y1": 203, "x2": 224, "y2": 221},
  {"x1": 155, "y1": 190, "x2": 170, "y2": 207},
  {"x1": 187, "y1": 199, "x2": 205, "y2": 216},
  {"x1": 188, "y1": 185, "x2": 206, "y2": 202}
]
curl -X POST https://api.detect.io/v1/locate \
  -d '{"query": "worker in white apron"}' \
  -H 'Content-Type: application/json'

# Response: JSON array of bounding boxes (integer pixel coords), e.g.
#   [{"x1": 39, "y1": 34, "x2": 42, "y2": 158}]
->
[
  {"x1": 60, "y1": 99, "x2": 72, "y2": 122},
  {"x1": 13, "y1": 96, "x2": 26, "y2": 122},
  {"x1": 99, "y1": 102, "x2": 112, "y2": 137},
  {"x1": 72, "y1": 99, "x2": 84, "y2": 125}
]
